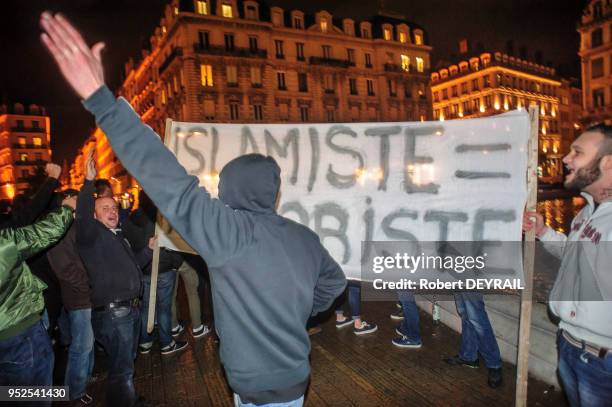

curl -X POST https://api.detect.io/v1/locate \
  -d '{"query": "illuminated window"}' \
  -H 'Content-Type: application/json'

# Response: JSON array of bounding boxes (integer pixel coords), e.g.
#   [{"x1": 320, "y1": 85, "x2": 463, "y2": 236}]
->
[
  {"x1": 414, "y1": 33, "x2": 423, "y2": 45},
  {"x1": 383, "y1": 27, "x2": 392, "y2": 41},
  {"x1": 401, "y1": 55, "x2": 410, "y2": 71},
  {"x1": 18, "y1": 136, "x2": 26, "y2": 145},
  {"x1": 250, "y1": 67, "x2": 262, "y2": 86},
  {"x1": 196, "y1": 1, "x2": 208, "y2": 15},
  {"x1": 416, "y1": 57, "x2": 424, "y2": 72},
  {"x1": 174, "y1": 7, "x2": 179, "y2": 15},
  {"x1": 200, "y1": 64, "x2": 213, "y2": 86},
  {"x1": 222, "y1": 3, "x2": 233, "y2": 18},
  {"x1": 399, "y1": 32, "x2": 407, "y2": 43},
  {"x1": 161, "y1": 25, "x2": 166, "y2": 34},
  {"x1": 161, "y1": 89, "x2": 166, "y2": 105},
  {"x1": 20, "y1": 153, "x2": 28, "y2": 162},
  {"x1": 226, "y1": 66, "x2": 238, "y2": 86},
  {"x1": 320, "y1": 19, "x2": 328, "y2": 33},
  {"x1": 33, "y1": 137, "x2": 42, "y2": 146}
]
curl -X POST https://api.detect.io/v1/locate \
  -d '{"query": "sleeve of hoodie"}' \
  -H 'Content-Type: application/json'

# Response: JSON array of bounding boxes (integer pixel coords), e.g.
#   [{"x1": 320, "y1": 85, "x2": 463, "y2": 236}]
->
[
  {"x1": 82, "y1": 86, "x2": 253, "y2": 267},
  {"x1": 538, "y1": 226, "x2": 567, "y2": 260},
  {"x1": 312, "y1": 246, "x2": 347, "y2": 316}
]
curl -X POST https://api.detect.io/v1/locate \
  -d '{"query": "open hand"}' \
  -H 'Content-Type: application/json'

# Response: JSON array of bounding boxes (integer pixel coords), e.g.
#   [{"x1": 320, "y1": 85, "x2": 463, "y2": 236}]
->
[
  {"x1": 40, "y1": 12, "x2": 105, "y2": 100},
  {"x1": 85, "y1": 149, "x2": 97, "y2": 181}
]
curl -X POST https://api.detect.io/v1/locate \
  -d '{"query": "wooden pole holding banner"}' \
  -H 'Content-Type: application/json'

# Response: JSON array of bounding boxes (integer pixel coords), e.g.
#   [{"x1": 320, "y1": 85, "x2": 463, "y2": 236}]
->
[
  {"x1": 146, "y1": 118, "x2": 174, "y2": 334},
  {"x1": 147, "y1": 223, "x2": 161, "y2": 334},
  {"x1": 515, "y1": 106, "x2": 539, "y2": 406}
]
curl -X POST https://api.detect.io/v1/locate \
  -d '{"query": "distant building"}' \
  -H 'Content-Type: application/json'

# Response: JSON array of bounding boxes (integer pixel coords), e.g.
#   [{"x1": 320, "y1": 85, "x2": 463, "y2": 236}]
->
[
  {"x1": 70, "y1": 0, "x2": 433, "y2": 192},
  {"x1": 0, "y1": 103, "x2": 52, "y2": 201},
  {"x1": 430, "y1": 51, "x2": 582, "y2": 184},
  {"x1": 578, "y1": 0, "x2": 612, "y2": 126}
]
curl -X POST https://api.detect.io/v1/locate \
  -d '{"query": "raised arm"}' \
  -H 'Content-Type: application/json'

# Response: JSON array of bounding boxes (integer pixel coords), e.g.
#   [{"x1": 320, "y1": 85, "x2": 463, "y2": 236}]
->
[
  {"x1": 75, "y1": 150, "x2": 98, "y2": 246},
  {"x1": 1, "y1": 164, "x2": 61, "y2": 229},
  {"x1": 0, "y1": 204, "x2": 74, "y2": 262},
  {"x1": 40, "y1": 12, "x2": 253, "y2": 267}
]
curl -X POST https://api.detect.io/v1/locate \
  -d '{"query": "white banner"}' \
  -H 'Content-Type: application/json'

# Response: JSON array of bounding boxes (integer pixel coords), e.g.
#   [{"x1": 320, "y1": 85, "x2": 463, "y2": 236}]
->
[{"x1": 157, "y1": 111, "x2": 530, "y2": 279}]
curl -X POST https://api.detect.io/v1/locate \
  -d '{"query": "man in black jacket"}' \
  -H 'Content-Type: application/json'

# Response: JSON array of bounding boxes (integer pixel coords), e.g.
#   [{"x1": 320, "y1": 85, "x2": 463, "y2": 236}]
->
[{"x1": 76, "y1": 151, "x2": 152, "y2": 407}]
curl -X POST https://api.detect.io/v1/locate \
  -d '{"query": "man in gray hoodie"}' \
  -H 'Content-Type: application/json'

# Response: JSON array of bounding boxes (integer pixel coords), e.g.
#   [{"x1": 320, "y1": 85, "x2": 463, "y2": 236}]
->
[
  {"x1": 523, "y1": 124, "x2": 612, "y2": 406},
  {"x1": 40, "y1": 12, "x2": 347, "y2": 407}
]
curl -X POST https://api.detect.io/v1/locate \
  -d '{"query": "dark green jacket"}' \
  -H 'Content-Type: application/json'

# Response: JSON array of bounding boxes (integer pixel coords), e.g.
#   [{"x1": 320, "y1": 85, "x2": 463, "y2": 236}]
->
[{"x1": 0, "y1": 206, "x2": 73, "y2": 339}]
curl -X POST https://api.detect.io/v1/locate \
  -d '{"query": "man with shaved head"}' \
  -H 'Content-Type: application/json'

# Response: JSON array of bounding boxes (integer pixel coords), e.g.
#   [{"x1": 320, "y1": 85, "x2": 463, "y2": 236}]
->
[{"x1": 75, "y1": 151, "x2": 155, "y2": 406}]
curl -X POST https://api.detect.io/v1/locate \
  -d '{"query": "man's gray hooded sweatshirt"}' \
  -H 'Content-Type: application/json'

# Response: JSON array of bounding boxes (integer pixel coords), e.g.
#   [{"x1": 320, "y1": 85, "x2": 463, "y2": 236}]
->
[{"x1": 83, "y1": 86, "x2": 347, "y2": 404}]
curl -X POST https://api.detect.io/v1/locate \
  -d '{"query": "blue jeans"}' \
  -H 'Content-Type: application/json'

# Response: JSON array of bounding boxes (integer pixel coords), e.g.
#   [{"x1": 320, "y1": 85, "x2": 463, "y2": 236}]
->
[
  {"x1": 92, "y1": 304, "x2": 140, "y2": 406},
  {"x1": 62, "y1": 308, "x2": 94, "y2": 400},
  {"x1": 0, "y1": 318, "x2": 53, "y2": 406},
  {"x1": 397, "y1": 291, "x2": 421, "y2": 343},
  {"x1": 454, "y1": 292, "x2": 501, "y2": 368},
  {"x1": 141, "y1": 271, "x2": 177, "y2": 348},
  {"x1": 335, "y1": 282, "x2": 360, "y2": 318},
  {"x1": 558, "y1": 333, "x2": 612, "y2": 407},
  {"x1": 233, "y1": 394, "x2": 304, "y2": 407}
]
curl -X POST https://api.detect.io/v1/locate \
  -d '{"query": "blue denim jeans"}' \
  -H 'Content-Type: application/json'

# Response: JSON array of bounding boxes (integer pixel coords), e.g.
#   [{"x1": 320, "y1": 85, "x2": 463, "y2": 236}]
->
[
  {"x1": 61, "y1": 308, "x2": 95, "y2": 400},
  {"x1": 92, "y1": 304, "x2": 140, "y2": 406},
  {"x1": 233, "y1": 394, "x2": 304, "y2": 407},
  {"x1": 558, "y1": 333, "x2": 612, "y2": 407},
  {"x1": 335, "y1": 282, "x2": 361, "y2": 319},
  {"x1": 0, "y1": 318, "x2": 54, "y2": 406},
  {"x1": 141, "y1": 270, "x2": 177, "y2": 348},
  {"x1": 397, "y1": 291, "x2": 421, "y2": 343},
  {"x1": 454, "y1": 292, "x2": 501, "y2": 368}
]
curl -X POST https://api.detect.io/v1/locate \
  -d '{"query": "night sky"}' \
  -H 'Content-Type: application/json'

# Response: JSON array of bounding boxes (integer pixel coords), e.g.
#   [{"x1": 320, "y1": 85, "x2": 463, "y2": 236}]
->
[{"x1": 0, "y1": 0, "x2": 587, "y2": 167}]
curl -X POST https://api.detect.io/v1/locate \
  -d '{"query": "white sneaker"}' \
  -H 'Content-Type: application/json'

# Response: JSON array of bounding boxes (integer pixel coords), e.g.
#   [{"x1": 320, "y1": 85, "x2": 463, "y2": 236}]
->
[{"x1": 192, "y1": 324, "x2": 211, "y2": 339}]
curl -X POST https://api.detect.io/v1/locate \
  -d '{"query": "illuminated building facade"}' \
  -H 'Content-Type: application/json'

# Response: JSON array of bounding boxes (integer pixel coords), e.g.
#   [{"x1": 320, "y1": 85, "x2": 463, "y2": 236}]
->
[
  {"x1": 431, "y1": 52, "x2": 582, "y2": 184},
  {"x1": 578, "y1": 0, "x2": 612, "y2": 126},
  {"x1": 70, "y1": 0, "x2": 433, "y2": 193},
  {"x1": 0, "y1": 103, "x2": 52, "y2": 202}
]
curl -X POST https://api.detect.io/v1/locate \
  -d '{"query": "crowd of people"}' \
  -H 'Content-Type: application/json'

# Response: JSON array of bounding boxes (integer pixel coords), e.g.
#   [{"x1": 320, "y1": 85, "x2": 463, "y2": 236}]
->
[
  {"x1": 0, "y1": 154, "x2": 216, "y2": 406},
  {"x1": 0, "y1": 11, "x2": 610, "y2": 407}
]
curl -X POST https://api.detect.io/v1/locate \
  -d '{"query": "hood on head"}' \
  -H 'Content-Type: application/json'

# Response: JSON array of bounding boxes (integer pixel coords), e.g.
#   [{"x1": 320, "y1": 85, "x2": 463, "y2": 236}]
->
[{"x1": 218, "y1": 154, "x2": 280, "y2": 213}]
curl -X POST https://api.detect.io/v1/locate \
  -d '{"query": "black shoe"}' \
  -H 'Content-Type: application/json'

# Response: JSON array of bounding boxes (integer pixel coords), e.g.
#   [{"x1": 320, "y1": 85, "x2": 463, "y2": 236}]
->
[
  {"x1": 138, "y1": 342, "x2": 153, "y2": 355},
  {"x1": 488, "y1": 367, "x2": 503, "y2": 388},
  {"x1": 335, "y1": 316, "x2": 353, "y2": 329},
  {"x1": 443, "y1": 355, "x2": 479, "y2": 368},
  {"x1": 161, "y1": 340, "x2": 188, "y2": 355}
]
